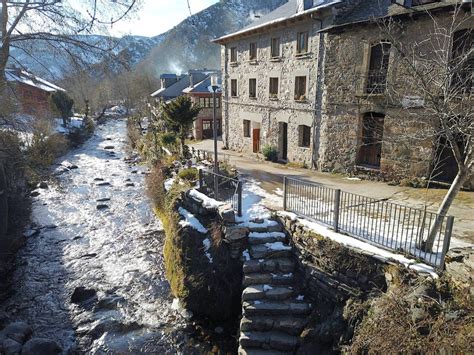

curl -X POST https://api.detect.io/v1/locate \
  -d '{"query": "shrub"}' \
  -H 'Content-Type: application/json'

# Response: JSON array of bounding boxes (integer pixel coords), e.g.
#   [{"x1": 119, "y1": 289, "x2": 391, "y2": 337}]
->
[
  {"x1": 160, "y1": 132, "x2": 178, "y2": 149},
  {"x1": 178, "y1": 168, "x2": 199, "y2": 182},
  {"x1": 262, "y1": 145, "x2": 279, "y2": 162},
  {"x1": 50, "y1": 91, "x2": 74, "y2": 127},
  {"x1": 28, "y1": 133, "x2": 69, "y2": 170}
]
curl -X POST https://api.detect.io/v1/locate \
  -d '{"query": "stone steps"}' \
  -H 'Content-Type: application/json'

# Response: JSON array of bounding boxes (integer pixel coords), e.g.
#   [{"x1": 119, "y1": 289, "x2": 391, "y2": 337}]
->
[
  {"x1": 243, "y1": 258, "x2": 295, "y2": 274},
  {"x1": 242, "y1": 284, "x2": 294, "y2": 301},
  {"x1": 248, "y1": 232, "x2": 287, "y2": 245},
  {"x1": 239, "y1": 218, "x2": 307, "y2": 354},
  {"x1": 243, "y1": 300, "x2": 312, "y2": 317},
  {"x1": 249, "y1": 243, "x2": 292, "y2": 259},
  {"x1": 243, "y1": 272, "x2": 295, "y2": 287},
  {"x1": 239, "y1": 331, "x2": 299, "y2": 352},
  {"x1": 240, "y1": 316, "x2": 308, "y2": 336}
]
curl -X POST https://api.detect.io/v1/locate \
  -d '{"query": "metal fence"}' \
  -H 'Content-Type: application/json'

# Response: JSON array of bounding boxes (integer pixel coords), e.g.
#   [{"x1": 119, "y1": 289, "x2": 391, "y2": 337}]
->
[
  {"x1": 191, "y1": 147, "x2": 231, "y2": 164},
  {"x1": 283, "y1": 177, "x2": 454, "y2": 268},
  {"x1": 199, "y1": 169, "x2": 243, "y2": 217}
]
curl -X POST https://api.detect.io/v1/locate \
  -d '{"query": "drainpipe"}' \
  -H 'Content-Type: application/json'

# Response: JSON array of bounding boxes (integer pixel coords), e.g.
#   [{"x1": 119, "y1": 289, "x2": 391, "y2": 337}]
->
[{"x1": 312, "y1": 17, "x2": 325, "y2": 170}]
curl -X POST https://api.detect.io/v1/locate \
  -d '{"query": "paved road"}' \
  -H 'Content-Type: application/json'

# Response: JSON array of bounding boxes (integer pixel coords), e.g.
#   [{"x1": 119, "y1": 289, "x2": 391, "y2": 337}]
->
[{"x1": 191, "y1": 139, "x2": 474, "y2": 246}]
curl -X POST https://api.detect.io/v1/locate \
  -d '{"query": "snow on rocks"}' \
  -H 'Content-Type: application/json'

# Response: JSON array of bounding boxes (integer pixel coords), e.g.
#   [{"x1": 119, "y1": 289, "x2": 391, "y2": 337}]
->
[
  {"x1": 164, "y1": 178, "x2": 175, "y2": 191},
  {"x1": 188, "y1": 189, "x2": 224, "y2": 209},
  {"x1": 178, "y1": 207, "x2": 208, "y2": 234}
]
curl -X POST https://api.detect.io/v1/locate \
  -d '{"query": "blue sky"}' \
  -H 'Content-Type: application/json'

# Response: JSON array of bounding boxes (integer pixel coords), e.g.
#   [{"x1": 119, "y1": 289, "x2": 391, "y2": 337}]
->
[{"x1": 110, "y1": 0, "x2": 219, "y2": 37}]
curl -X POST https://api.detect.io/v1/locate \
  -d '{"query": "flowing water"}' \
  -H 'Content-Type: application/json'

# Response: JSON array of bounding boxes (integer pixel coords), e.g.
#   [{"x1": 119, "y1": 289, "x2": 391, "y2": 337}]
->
[{"x1": 1, "y1": 119, "x2": 202, "y2": 353}]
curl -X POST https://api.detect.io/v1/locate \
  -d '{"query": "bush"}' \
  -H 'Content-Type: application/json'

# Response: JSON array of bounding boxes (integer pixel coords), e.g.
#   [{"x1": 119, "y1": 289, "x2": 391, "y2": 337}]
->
[
  {"x1": 50, "y1": 91, "x2": 74, "y2": 126},
  {"x1": 160, "y1": 132, "x2": 178, "y2": 149},
  {"x1": 28, "y1": 133, "x2": 69, "y2": 171},
  {"x1": 262, "y1": 145, "x2": 279, "y2": 162},
  {"x1": 178, "y1": 168, "x2": 199, "y2": 182}
]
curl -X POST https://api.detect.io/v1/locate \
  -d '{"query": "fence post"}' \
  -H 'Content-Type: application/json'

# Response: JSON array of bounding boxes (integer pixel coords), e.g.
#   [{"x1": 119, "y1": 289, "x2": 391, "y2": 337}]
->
[
  {"x1": 334, "y1": 189, "x2": 341, "y2": 233},
  {"x1": 439, "y1": 216, "x2": 454, "y2": 270},
  {"x1": 237, "y1": 181, "x2": 243, "y2": 217},
  {"x1": 283, "y1": 177, "x2": 288, "y2": 211},
  {"x1": 198, "y1": 169, "x2": 203, "y2": 189}
]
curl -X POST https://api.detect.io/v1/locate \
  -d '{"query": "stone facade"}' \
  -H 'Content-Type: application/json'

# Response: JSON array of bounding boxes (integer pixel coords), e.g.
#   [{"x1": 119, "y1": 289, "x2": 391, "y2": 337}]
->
[
  {"x1": 219, "y1": 17, "x2": 332, "y2": 165},
  {"x1": 319, "y1": 6, "x2": 473, "y2": 187}
]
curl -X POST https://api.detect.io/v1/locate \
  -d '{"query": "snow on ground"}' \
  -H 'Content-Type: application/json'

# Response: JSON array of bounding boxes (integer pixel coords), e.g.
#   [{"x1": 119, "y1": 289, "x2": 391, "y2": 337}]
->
[
  {"x1": 278, "y1": 211, "x2": 439, "y2": 278},
  {"x1": 54, "y1": 116, "x2": 84, "y2": 134},
  {"x1": 178, "y1": 207, "x2": 208, "y2": 234}
]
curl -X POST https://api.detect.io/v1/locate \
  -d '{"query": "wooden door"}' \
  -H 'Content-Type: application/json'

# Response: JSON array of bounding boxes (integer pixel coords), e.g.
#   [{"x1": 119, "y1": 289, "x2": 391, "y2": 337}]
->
[
  {"x1": 358, "y1": 113, "x2": 385, "y2": 168},
  {"x1": 253, "y1": 129, "x2": 261, "y2": 153},
  {"x1": 280, "y1": 122, "x2": 288, "y2": 160}
]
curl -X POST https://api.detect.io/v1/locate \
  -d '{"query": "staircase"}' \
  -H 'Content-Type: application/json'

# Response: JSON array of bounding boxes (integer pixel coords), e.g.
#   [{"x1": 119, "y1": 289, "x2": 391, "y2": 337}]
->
[{"x1": 238, "y1": 220, "x2": 312, "y2": 355}]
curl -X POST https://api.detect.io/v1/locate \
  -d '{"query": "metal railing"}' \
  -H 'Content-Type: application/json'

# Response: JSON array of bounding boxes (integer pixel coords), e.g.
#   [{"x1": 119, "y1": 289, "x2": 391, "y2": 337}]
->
[
  {"x1": 191, "y1": 147, "x2": 231, "y2": 164},
  {"x1": 366, "y1": 70, "x2": 388, "y2": 94},
  {"x1": 283, "y1": 177, "x2": 454, "y2": 269},
  {"x1": 199, "y1": 169, "x2": 243, "y2": 217}
]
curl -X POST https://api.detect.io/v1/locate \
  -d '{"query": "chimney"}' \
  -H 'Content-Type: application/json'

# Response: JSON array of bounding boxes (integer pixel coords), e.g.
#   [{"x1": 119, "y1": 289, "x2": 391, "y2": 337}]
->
[
  {"x1": 189, "y1": 73, "x2": 194, "y2": 88},
  {"x1": 297, "y1": 0, "x2": 313, "y2": 12}
]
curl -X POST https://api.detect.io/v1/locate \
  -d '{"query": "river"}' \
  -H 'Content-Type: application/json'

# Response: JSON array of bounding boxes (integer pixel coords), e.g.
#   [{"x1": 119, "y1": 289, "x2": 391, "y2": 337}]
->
[{"x1": 0, "y1": 119, "x2": 204, "y2": 353}]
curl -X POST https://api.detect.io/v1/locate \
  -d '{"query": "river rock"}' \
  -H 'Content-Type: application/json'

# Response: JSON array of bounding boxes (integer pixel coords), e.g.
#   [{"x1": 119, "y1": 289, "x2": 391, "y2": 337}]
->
[
  {"x1": 21, "y1": 338, "x2": 62, "y2": 355},
  {"x1": 37, "y1": 182, "x2": 48, "y2": 189},
  {"x1": 3, "y1": 338, "x2": 22, "y2": 354},
  {"x1": 3, "y1": 322, "x2": 32, "y2": 344},
  {"x1": 30, "y1": 191, "x2": 40, "y2": 197},
  {"x1": 96, "y1": 198, "x2": 111, "y2": 202},
  {"x1": 71, "y1": 287, "x2": 97, "y2": 304},
  {"x1": 104, "y1": 146, "x2": 115, "y2": 150},
  {"x1": 96, "y1": 204, "x2": 109, "y2": 210},
  {"x1": 125, "y1": 183, "x2": 135, "y2": 187},
  {"x1": 97, "y1": 182, "x2": 111, "y2": 187}
]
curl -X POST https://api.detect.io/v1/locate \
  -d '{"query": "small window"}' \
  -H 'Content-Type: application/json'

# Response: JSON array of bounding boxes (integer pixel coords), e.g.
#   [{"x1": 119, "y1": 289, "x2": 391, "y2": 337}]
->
[
  {"x1": 249, "y1": 43, "x2": 257, "y2": 60},
  {"x1": 243, "y1": 120, "x2": 251, "y2": 138},
  {"x1": 230, "y1": 47, "x2": 238, "y2": 63},
  {"x1": 249, "y1": 78, "x2": 257, "y2": 98},
  {"x1": 231, "y1": 79, "x2": 238, "y2": 97},
  {"x1": 367, "y1": 41, "x2": 391, "y2": 94},
  {"x1": 299, "y1": 125, "x2": 311, "y2": 148},
  {"x1": 269, "y1": 77, "x2": 279, "y2": 98},
  {"x1": 297, "y1": 31, "x2": 309, "y2": 55},
  {"x1": 294, "y1": 76, "x2": 307, "y2": 101},
  {"x1": 271, "y1": 37, "x2": 281, "y2": 58},
  {"x1": 199, "y1": 97, "x2": 205, "y2": 107}
]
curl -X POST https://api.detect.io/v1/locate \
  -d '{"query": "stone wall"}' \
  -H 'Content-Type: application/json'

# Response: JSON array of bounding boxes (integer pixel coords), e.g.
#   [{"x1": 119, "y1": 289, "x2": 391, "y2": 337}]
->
[
  {"x1": 319, "y1": 11, "x2": 474, "y2": 188},
  {"x1": 221, "y1": 17, "x2": 325, "y2": 164}
]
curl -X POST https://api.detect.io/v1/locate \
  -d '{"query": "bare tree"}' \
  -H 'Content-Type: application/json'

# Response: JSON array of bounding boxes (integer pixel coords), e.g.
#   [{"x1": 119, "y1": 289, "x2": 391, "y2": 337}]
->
[
  {"x1": 0, "y1": 0, "x2": 141, "y2": 121},
  {"x1": 376, "y1": 3, "x2": 472, "y2": 250}
]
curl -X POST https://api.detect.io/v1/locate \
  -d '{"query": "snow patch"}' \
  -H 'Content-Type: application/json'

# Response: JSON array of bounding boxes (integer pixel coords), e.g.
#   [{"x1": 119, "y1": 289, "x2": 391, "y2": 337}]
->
[
  {"x1": 203, "y1": 238, "x2": 213, "y2": 263},
  {"x1": 178, "y1": 207, "x2": 208, "y2": 234},
  {"x1": 189, "y1": 189, "x2": 224, "y2": 209}
]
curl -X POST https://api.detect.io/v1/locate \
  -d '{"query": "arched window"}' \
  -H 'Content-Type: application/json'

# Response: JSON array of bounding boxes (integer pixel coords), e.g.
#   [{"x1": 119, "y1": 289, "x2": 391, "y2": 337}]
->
[{"x1": 366, "y1": 41, "x2": 391, "y2": 94}]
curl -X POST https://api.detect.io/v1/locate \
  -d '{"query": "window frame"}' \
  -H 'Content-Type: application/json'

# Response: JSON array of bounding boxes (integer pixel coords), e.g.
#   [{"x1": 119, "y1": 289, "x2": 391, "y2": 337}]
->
[
  {"x1": 269, "y1": 77, "x2": 279, "y2": 98},
  {"x1": 296, "y1": 31, "x2": 309, "y2": 55},
  {"x1": 249, "y1": 78, "x2": 257, "y2": 99},
  {"x1": 366, "y1": 41, "x2": 391, "y2": 94},
  {"x1": 243, "y1": 120, "x2": 251, "y2": 138},
  {"x1": 230, "y1": 79, "x2": 238, "y2": 97},
  {"x1": 294, "y1": 76, "x2": 307, "y2": 101},
  {"x1": 230, "y1": 47, "x2": 238, "y2": 63},
  {"x1": 298, "y1": 125, "x2": 311, "y2": 148},
  {"x1": 271, "y1": 37, "x2": 281, "y2": 58},
  {"x1": 249, "y1": 42, "x2": 258, "y2": 61}
]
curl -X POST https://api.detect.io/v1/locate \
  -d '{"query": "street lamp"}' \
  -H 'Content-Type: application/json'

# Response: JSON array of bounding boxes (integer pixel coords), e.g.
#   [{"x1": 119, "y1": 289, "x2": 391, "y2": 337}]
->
[{"x1": 210, "y1": 73, "x2": 220, "y2": 197}]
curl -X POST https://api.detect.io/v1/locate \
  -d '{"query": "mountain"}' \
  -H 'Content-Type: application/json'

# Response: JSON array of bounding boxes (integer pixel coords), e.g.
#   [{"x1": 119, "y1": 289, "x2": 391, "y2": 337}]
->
[
  {"x1": 138, "y1": 0, "x2": 288, "y2": 77},
  {"x1": 9, "y1": 0, "x2": 287, "y2": 81}
]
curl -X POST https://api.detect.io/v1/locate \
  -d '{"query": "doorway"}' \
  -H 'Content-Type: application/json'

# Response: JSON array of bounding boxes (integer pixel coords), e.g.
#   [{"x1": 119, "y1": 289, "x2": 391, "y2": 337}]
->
[
  {"x1": 253, "y1": 128, "x2": 261, "y2": 153},
  {"x1": 357, "y1": 112, "x2": 385, "y2": 168},
  {"x1": 279, "y1": 122, "x2": 288, "y2": 161}
]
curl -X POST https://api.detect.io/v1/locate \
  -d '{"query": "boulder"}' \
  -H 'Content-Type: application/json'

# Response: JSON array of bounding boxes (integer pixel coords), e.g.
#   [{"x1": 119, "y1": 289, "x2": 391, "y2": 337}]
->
[
  {"x1": 71, "y1": 287, "x2": 97, "y2": 304},
  {"x1": 3, "y1": 338, "x2": 22, "y2": 354},
  {"x1": 37, "y1": 182, "x2": 48, "y2": 189},
  {"x1": 21, "y1": 338, "x2": 61, "y2": 355},
  {"x1": 3, "y1": 322, "x2": 32, "y2": 344},
  {"x1": 96, "y1": 204, "x2": 109, "y2": 210},
  {"x1": 30, "y1": 191, "x2": 40, "y2": 198}
]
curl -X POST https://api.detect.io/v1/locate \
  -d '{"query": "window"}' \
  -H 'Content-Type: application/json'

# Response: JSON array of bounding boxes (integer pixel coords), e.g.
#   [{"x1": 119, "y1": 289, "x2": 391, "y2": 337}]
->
[
  {"x1": 243, "y1": 120, "x2": 251, "y2": 138},
  {"x1": 249, "y1": 42, "x2": 257, "y2": 60},
  {"x1": 269, "y1": 77, "x2": 279, "y2": 98},
  {"x1": 298, "y1": 125, "x2": 311, "y2": 148},
  {"x1": 366, "y1": 41, "x2": 391, "y2": 94},
  {"x1": 451, "y1": 29, "x2": 473, "y2": 94},
  {"x1": 294, "y1": 76, "x2": 307, "y2": 101},
  {"x1": 271, "y1": 37, "x2": 281, "y2": 58},
  {"x1": 198, "y1": 97, "x2": 221, "y2": 108},
  {"x1": 249, "y1": 78, "x2": 257, "y2": 98},
  {"x1": 231, "y1": 79, "x2": 238, "y2": 97},
  {"x1": 230, "y1": 47, "x2": 238, "y2": 63},
  {"x1": 296, "y1": 31, "x2": 309, "y2": 55}
]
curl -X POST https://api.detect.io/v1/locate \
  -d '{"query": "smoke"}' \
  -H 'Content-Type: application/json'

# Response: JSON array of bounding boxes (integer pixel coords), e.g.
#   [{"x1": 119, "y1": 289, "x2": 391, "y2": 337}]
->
[{"x1": 168, "y1": 62, "x2": 185, "y2": 75}]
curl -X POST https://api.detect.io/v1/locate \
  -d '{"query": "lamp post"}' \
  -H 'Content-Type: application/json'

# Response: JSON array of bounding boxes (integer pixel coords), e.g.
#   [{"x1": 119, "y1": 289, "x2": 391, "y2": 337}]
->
[{"x1": 210, "y1": 73, "x2": 220, "y2": 198}]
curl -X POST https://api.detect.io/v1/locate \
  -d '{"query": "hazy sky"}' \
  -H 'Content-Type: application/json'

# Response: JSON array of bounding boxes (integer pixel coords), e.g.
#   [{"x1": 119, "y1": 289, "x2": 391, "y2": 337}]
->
[{"x1": 110, "y1": 0, "x2": 219, "y2": 37}]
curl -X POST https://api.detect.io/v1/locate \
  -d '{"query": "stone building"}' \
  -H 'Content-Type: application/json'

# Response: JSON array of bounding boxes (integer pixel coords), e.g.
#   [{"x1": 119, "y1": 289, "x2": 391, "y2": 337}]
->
[
  {"x1": 5, "y1": 68, "x2": 65, "y2": 118},
  {"x1": 214, "y1": 0, "x2": 365, "y2": 166},
  {"x1": 318, "y1": 0, "x2": 473, "y2": 187},
  {"x1": 183, "y1": 75, "x2": 222, "y2": 140}
]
